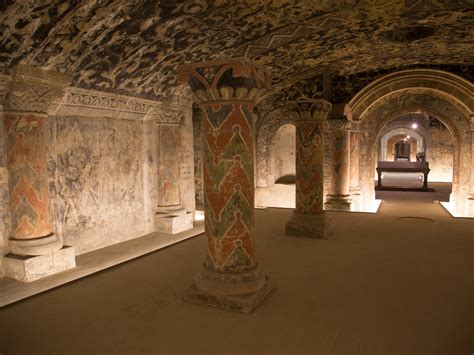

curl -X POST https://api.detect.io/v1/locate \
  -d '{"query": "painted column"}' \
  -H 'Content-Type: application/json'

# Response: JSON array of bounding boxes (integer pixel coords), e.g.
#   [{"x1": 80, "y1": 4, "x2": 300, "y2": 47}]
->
[
  {"x1": 285, "y1": 99, "x2": 332, "y2": 239},
  {"x1": 154, "y1": 110, "x2": 193, "y2": 234},
  {"x1": 349, "y1": 121, "x2": 362, "y2": 209},
  {"x1": 467, "y1": 124, "x2": 474, "y2": 216},
  {"x1": 3, "y1": 65, "x2": 75, "y2": 281},
  {"x1": 178, "y1": 58, "x2": 273, "y2": 313},
  {"x1": 324, "y1": 118, "x2": 352, "y2": 210}
]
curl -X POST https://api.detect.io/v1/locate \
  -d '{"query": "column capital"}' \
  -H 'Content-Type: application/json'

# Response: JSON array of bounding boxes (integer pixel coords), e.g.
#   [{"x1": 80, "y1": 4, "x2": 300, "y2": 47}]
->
[
  {"x1": 177, "y1": 58, "x2": 271, "y2": 105},
  {"x1": 285, "y1": 99, "x2": 332, "y2": 121},
  {"x1": 350, "y1": 120, "x2": 362, "y2": 132},
  {"x1": 328, "y1": 117, "x2": 351, "y2": 131},
  {"x1": 281, "y1": 79, "x2": 331, "y2": 120},
  {"x1": 5, "y1": 65, "x2": 70, "y2": 114}
]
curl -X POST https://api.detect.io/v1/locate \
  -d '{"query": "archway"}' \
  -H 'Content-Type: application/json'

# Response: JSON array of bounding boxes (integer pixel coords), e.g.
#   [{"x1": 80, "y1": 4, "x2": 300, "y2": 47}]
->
[
  {"x1": 273, "y1": 124, "x2": 296, "y2": 184},
  {"x1": 348, "y1": 69, "x2": 473, "y2": 216}
]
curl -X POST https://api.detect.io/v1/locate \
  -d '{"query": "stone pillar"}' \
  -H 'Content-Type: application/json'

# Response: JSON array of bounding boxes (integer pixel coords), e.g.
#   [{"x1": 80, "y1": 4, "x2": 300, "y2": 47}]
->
[
  {"x1": 467, "y1": 123, "x2": 474, "y2": 216},
  {"x1": 3, "y1": 65, "x2": 75, "y2": 282},
  {"x1": 285, "y1": 99, "x2": 332, "y2": 239},
  {"x1": 154, "y1": 110, "x2": 193, "y2": 234},
  {"x1": 349, "y1": 121, "x2": 362, "y2": 209},
  {"x1": 324, "y1": 118, "x2": 352, "y2": 211},
  {"x1": 178, "y1": 58, "x2": 273, "y2": 313}
]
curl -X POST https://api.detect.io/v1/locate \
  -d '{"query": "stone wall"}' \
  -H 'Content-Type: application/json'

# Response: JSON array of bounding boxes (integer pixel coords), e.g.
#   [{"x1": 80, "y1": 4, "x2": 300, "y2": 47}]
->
[
  {"x1": 273, "y1": 124, "x2": 296, "y2": 182},
  {"x1": 0, "y1": 83, "x2": 195, "y2": 272},
  {"x1": 428, "y1": 125, "x2": 454, "y2": 182},
  {"x1": 46, "y1": 115, "x2": 148, "y2": 254}
]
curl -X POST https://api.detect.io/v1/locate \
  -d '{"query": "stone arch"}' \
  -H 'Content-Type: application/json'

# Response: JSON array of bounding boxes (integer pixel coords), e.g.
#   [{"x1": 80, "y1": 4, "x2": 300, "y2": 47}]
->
[
  {"x1": 348, "y1": 69, "x2": 473, "y2": 215},
  {"x1": 256, "y1": 108, "x2": 297, "y2": 187},
  {"x1": 378, "y1": 127, "x2": 425, "y2": 161},
  {"x1": 359, "y1": 92, "x2": 470, "y2": 213},
  {"x1": 349, "y1": 69, "x2": 474, "y2": 121},
  {"x1": 272, "y1": 123, "x2": 296, "y2": 184}
]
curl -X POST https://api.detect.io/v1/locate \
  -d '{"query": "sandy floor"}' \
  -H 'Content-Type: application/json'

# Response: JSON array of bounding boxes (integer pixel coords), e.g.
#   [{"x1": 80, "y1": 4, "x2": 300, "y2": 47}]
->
[{"x1": 0, "y1": 200, "x2": 473, "y2": 355}]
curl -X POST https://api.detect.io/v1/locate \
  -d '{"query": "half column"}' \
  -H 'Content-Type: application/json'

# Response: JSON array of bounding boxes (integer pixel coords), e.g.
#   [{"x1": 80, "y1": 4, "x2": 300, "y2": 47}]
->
[
  {"x1": 178, "y1": 58, "x2": 273, "y2": 313},
  {"x1": 3, "y1": 65, "x2": 76, "y2": 282},
  {"x1": 155, "y1": 111, "x2": 193, "y2": 234}
]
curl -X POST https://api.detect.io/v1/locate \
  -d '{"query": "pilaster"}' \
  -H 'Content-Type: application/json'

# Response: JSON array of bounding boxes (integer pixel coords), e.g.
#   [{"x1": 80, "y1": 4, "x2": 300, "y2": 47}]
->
[
  {"x1": 154, "y1": 109, "x2": 193, "y2": 234},
  {"x1": 3, "y1": 65, "x2": 75, "y2": 282}
]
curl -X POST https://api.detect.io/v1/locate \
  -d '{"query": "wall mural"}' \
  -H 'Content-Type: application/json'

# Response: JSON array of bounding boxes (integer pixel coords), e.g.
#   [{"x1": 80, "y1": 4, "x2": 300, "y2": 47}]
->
[
  {"x1": 48, "y1": 116, "x2": 145, "y2": 253},
  {"x1": 0, "y1": 1, "x2": 473, "y2": 100}
]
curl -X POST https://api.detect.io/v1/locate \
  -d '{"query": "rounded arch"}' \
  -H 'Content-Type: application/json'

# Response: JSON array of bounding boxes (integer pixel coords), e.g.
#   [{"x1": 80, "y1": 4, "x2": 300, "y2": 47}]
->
[
  {"x1": 357, "y1": 91, "x2": 470, "y2": 213},
  {"x1": 379, "y1": 126, "x2": 425, "y2": 160},
  {"x1": 349, "y1": 69, "x2": 474, "y2": 122},
  {"x1": 273, "y1": 123, "x2": 296, "y2": 184},
  {"x1": 347, "y1": 69, "x2": 473, "y2": 215},
  {"x1": 256, "y1": 108, "x2": 297, "y2": 187}
]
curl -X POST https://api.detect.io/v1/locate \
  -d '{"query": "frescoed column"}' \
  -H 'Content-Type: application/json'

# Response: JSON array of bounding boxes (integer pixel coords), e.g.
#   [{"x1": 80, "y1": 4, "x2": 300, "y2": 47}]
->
[
  {"x1": 3, "y1": 65, "x2": 75, "y2": 282},
  {"x1": 285, "y1": 99, "x2": 332, "y2": 239},
  {"x1": 324, "y1": 118, "x2": 352, "y2": 210},
  {"x1": 178, "y1": 58, "x2": 273, "y2": 313},
  {"x1": 467, "y1": 124, "x2": 474, "y2": 216},
  {"x1": 155, "y1": 110, "x2": 193, "y2": 234},
  {"x1": 349, "y1": 121, "x2": 361, "y2": 196}
]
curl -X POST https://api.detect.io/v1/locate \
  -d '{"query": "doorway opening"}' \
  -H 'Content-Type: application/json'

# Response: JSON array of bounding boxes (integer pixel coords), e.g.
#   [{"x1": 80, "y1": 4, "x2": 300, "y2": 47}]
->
[{"x1": 375, "y1": 113, "x2": 454, "y2": 201}]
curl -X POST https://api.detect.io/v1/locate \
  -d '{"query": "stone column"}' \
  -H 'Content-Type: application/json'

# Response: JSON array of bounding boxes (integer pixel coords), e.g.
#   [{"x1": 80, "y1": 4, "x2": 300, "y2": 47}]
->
[
  {"x1": 154, "y1": 110, "x2": 193, "y2": 234},
  {"x1": 324, "y1": 118, "x2": 352, "y2": 211},
  {"x1": 3, "y1": 65, "x2": 75, "y2": 282},
  {"x1": 285, "y1": 99, "x2": 332, "y2": 239},
  {"x1": 178, "y1": 58, "x2": 273, "y2": 313},
  {"x1": 349, "y1": 121, "x2": 362, "y2": 209},
  {"x1": 467, "y1": 123, "x2": 474, "y2": 216}
]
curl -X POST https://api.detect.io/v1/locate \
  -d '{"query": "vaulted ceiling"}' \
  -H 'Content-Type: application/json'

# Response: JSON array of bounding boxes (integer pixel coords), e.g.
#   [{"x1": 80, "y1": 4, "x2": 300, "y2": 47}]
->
[{"x1": 1, "y1": 0, "x2": 473, "y2": 100}]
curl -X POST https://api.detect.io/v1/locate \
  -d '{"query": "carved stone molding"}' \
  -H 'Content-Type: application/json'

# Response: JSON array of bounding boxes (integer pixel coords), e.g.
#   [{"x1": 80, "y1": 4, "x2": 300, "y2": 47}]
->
[
  {"x1": 153, "y1": 109, "x2": 184, "y2": 126},
  {"x1": 64, "y1": 89, "x2": 158, "y2": 114},
  {"x1": 178, "y1": 58, "x2": 271, "y2": 105},
  {"x1": 57, "y1": 87, "x2": 190, "y2": 122},
  {"x1": 4, "y1": 65, "x2": 70, "y2": 114}
]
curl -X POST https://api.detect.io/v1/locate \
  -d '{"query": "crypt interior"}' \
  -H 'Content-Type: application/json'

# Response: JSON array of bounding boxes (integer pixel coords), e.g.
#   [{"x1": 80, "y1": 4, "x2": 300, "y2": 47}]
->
[{"x1": 0, "y1": 1, "x2": 473, "y2": 354}]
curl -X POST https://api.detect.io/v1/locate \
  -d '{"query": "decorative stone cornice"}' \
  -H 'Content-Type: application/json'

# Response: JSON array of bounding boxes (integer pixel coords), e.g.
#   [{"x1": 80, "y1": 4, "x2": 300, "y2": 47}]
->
[
  {"x1": 56, "y1": 87, "x2": 189, "y2": 122},
  {"x1": 177, "y1": 58, "x2": 271, "y2": 105},
  {"x1": 4, "y1": 65, "x2": 70, "y2": 114},
  {"x1": 153, "y1": 109, "x2": 183, "y2": 126}
]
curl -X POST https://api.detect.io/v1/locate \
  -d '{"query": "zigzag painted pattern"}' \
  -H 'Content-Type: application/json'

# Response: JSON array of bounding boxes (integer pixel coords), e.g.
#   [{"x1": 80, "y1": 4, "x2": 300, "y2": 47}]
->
[
  {"x1": 329, "y1": 129, "x2": 350, "y2": 193},
  {"x1": 295, "y1": 121, "x2": 325, "y2": 214},
  {"x1": 202, "y1": 104, "x2": 257, "y2": 273},
  {"x1": 5, "y1": 113, "x2": 53, "y2": 239}
]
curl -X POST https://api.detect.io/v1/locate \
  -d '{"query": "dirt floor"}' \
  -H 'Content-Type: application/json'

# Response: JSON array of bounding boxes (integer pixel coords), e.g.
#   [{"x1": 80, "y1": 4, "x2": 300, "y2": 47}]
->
[{"x1": 0, "y1": 197, "x2": 473, "y2": 354}]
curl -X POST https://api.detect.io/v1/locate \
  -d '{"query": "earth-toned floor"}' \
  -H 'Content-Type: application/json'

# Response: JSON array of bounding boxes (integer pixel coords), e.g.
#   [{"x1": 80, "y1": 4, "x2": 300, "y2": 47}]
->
[{"x1": 0, "y1": 196, "x2": 472, "y2": 355}]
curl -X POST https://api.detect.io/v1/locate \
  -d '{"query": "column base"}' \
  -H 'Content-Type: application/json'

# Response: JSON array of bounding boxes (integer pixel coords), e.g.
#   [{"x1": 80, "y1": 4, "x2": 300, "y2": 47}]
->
[
  {"x1": 184, "y1": 265, "x2": 274, "y2": 313},
  {"x1": 156, "y1": 211, "x2": 193, "y2": 234},
  {"x1": 9, "y1": 233, "x2": 62, "y2": 256},
  {"x1": 324, "y1": 194, "x2": 352, "y2": 211},
  {"x1": 349, "y1": 186, "x2": 361, "y2": 196},
  {"x1": 285, "y1": 212, "x2": 329, "y2": 239},
  {"x1": 4, "y1": 246, "x2": 76, "y2": 282}
]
